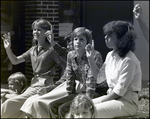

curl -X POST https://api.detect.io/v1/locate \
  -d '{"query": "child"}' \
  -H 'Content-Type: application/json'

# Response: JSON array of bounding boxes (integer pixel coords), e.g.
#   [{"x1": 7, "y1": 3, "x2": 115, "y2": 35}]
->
[
  {"x1": 1, "y1": 72, "x2": 27, "y2": 103},
  {"x1": 49, "y1": 27, "x2": 103, "y2": 118},
  {"x1": 1, "y1": 18, "x2": 66, "y2": 118},
  {"x1": 66, "y1": 94, "x2": 97, "y2": 118}
]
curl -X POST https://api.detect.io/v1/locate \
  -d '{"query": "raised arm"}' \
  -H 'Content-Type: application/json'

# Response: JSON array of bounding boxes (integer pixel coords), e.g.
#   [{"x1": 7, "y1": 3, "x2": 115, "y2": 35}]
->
[
  {"x1": 133, "y1": 4, "x2": 149, "y2": 42},
  {"x1": 2, "y1": 32, "x2": 25, "y2": 65}
]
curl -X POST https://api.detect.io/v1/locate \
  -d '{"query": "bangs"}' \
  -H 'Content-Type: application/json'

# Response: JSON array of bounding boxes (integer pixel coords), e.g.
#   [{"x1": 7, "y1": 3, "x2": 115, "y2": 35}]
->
[{"x1": 32, "y1": 19, "x2": 52, "y2": 31}]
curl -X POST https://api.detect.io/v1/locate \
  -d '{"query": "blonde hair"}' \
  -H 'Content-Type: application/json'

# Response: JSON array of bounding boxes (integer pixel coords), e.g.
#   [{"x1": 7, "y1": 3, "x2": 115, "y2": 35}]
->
[
  {"x1": 7, "y1": 72, "x2": 27, "y2": 91},
  {"x1": 66, "y1": 94, "x2": 96, "y2": 118}
]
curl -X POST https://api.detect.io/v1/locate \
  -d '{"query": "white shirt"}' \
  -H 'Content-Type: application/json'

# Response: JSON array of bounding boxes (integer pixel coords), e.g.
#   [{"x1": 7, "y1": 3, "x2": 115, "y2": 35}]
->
[{"x1": 97, "y1": 50, "x2": 142, "y2": 97}]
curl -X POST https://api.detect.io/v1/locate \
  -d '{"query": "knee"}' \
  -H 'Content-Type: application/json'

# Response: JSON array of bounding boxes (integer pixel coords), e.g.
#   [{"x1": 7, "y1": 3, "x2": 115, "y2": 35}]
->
[
  {"x1": 58, "y1": 104, "x2": 69, "y2": 118},
  {"x1": 49, "y1": 101, "x2": 57, "y2": 110}
]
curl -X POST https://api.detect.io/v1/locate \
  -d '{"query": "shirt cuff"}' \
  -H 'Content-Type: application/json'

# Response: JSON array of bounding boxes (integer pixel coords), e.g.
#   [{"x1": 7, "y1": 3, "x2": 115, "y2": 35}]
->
[{"x1": 113, "y1": 84, "x2": 127, "y2": 96}]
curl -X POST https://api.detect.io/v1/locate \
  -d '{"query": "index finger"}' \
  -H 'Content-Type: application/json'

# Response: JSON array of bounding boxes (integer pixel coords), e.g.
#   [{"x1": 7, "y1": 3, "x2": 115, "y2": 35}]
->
[{"x1": 92, "y1": 39, "x2": 94, "y2": 49}]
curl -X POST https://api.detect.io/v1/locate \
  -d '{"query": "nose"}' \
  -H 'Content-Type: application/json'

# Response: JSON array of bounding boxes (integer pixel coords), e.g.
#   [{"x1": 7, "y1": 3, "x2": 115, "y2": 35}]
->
[{"x1": 8, "y1": 85, "x2": 13, "y2": 89}]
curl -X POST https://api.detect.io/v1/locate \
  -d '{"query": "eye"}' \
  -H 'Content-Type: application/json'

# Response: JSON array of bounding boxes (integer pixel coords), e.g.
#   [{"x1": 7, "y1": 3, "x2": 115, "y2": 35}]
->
[{"x1": 74, "y1": 37, "x2": 78, "y2": 41}]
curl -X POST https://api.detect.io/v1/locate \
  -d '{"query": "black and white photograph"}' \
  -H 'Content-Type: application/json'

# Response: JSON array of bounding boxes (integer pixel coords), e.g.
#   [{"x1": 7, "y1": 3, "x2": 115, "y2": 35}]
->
[{"x1": 1, "y1": 1, "x2": 149, "y2": 118}]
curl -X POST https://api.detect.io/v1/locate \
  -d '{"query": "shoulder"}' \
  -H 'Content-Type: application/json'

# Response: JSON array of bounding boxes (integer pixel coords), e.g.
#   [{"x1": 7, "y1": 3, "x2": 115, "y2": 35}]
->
[{"x1": 120, "y1": 51, "x2": 141, "y2": 67}]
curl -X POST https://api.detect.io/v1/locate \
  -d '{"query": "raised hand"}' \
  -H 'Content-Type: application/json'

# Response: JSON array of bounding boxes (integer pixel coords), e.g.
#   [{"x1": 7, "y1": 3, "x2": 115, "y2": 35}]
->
[
  {"x1": 45, "y1": 30, "x2": 55, "y2": 46},
  {"x1": 85, "y1": 39, "x2": 94, "y2": 58},
  {"x1": 2, "y1": 32, "x2": 11, "y2": 49},
  {"x1": 133, "y1": 4, "x2": 142, "y2": 20}
]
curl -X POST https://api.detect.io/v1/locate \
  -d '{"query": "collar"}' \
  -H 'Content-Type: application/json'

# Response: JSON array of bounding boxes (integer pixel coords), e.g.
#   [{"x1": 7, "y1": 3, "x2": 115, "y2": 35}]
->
[{"x1": 73, "y1": 50, "x2": 87, "y2": 60}]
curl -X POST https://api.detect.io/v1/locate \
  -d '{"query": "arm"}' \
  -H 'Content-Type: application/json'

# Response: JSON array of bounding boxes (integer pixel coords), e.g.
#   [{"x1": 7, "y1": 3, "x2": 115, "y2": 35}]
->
[
  {"x1": 98, "y1": 91, "x2": 121, "y2": 103},
  {"x1": 133, "y1": 4, "x2": 149, "y2": 42},
  {"x1": 85, "y1": 44, "x2": 103, "y2": 80},
  {"x1": 2, "y1": 33, "x2": 25, "y2": 65},
  {"x1": 65, "y1": 52, "x2": 76, "y2": 94}
]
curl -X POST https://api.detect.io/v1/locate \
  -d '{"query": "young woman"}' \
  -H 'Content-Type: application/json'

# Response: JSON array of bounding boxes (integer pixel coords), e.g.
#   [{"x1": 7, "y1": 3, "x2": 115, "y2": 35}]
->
[
  {"x1": 93, "y1": 20, "x2": 142, "y2": 118},
  {"x1": 1, "y1": 18, "x2": 66, "y2": 118},
  {"x1": 49, "y1": 27, "x2": 103, "y2": 118},
  {"x1": 1, "y1": 72, "x2": 27, "y2": 103},
  {"x1": 66, "y1": 94, "x2": 97, "y2": 118}
]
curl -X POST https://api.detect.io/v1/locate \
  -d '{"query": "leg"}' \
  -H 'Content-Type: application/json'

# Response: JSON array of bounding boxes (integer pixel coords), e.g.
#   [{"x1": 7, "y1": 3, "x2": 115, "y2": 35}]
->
[
  {"x1": 58, "y1": 101, "x2": 72, "y2": 118},
  {"x1": 94, "y1": 98, "x2": 137, "y2": 118},
  {"x1": 49, "y1": 94, "x2": 77, "y2": 118},
  {"x1": 1, "y1": 86, "x2": 40, "y2": 118},
  {"x1": 22, "y1": 81, "x2": 69, "y2": 118}
]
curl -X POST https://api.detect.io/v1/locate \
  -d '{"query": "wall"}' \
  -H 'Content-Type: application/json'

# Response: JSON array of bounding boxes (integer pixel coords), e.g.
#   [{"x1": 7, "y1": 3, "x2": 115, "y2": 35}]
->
[
  {"x1": 133, "y1": 1, "x2": 149, "y2": 86},
  {"x1": 24, "y1": 1, "x2": 60, "y2": 84}
]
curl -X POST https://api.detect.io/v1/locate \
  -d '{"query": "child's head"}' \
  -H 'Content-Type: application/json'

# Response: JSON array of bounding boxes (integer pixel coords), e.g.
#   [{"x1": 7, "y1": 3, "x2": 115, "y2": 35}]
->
[
  {"x1": 71, "y1": 27, "x2": 92, "y2": 52},
  {"x1": 7, "y1": 72, "x2": 27, "y2": 94},
  {"x1": 66, "y1": 94, "x2": 96, "y2": 118},
  {"x1": 31, "y1": 18, "x2": 53, "y2": 45},
  {"x1": 103, "y1": 20, "x2": 137, "y2": 58}
]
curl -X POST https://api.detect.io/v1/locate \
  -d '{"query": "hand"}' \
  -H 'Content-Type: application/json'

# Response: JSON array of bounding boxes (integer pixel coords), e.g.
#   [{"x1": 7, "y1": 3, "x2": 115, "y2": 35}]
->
[
  {"x1": 45, "y1": 30, "x2": 55, "y2": 46},
  {"x1": 37, "y1": 87, "x2": 47, "y2": 96},
  {"x1": 133, "y1": 4, "x2": 142, "y2": 20},
  {"x1": 85, "y1": 40, "x2": 94, "y2": 58},
  {"x1": 2, "y1": 32, "x2": 11, "y2": 49}
]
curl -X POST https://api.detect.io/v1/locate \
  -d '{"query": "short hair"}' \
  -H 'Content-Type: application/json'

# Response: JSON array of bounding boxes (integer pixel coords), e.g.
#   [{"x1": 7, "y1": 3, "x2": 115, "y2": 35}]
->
[
  {"x1": 66, "y1": 94, "x2": 96, "y2": 118},
  {"x1": 103, "y1": 20, "x2": 137, "y2": 58},
  {"x1": 7, "y1": 72, "x2": 27, "y2": 90},
  {"x1": 72, "y1": 27, "x2": 92, "y2": 44}
]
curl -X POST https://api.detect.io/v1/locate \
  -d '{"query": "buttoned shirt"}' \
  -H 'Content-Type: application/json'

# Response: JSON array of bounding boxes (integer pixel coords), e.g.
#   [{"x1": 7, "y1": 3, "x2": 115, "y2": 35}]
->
[
  {"x1": 65, "y1": 50, "x2": 103, "y2": 98},
  {"x1": 22, "y1": 43, "x2": 66, "y2": 87},
  {"x1": 97, "y1": 50, "x2": 142, "y2": 104}
]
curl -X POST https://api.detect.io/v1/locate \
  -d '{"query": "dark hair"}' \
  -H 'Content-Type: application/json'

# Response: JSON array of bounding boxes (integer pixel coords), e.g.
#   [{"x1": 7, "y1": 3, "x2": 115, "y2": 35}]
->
[
  {"x1": 72, "y1": 27, "x2": 92, "y2": 44},
  {"x1": 103, "y1": 20, "x2": 137, "y2": 58},
  {"x1": 7, "y1": 72, "x2": 27, "y2": 91},
  {"x1": 64, "y1": 32, "x2": 74, "y2": 51},
  {"x1": 31, "y1": 18, "x2": 53, "y2": 45}
]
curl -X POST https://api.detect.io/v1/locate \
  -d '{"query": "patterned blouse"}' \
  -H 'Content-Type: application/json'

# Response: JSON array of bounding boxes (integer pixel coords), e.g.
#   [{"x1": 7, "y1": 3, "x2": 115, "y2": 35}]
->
[{"x1": 65, "y1": 50, "x2": 103, "y2": 98}]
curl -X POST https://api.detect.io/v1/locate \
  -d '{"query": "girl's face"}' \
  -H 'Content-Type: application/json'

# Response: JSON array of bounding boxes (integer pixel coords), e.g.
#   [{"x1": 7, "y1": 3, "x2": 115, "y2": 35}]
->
[
  {"x1": 32, "y1": 25, "x2": 46, "y2": 43},
  {"x1": 73, "y1": 108, "x2": 92, "y2": 118},
  {"x1": 104, "y1": 33, "x2": 118, "y2": 50},
  {"x1": 73, "y1": 34, "x2": 87, "y2": 52},
  {"x1": 8, "y1": 80, "x2": 22, "y2": 93}
]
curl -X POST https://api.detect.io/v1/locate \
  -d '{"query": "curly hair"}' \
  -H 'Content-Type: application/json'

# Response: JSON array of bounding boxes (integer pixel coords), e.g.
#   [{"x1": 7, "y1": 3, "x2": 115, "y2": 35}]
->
[
  {"x1": 31, "y1": 18, "x2": 53, "y2": 45},
  {"x1": 66, "y1": 93, "x2": 96, "y2": 118},
  {"x1": 103, "y1": 20, "x2": 137, "y2": 58}
]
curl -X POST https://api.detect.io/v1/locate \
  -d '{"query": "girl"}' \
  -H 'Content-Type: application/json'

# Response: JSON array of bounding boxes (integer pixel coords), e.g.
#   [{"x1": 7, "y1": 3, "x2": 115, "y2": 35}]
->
[
  {"x1": 66, "y1": 94, "x2": 97, "y2": 118},
  {"x1": 1, "y1": 72, "x2": 27, "y2": 103},
  {"x1": 1, "y1": 18, "x2": 66, "y2": 118},
  {"x1": 93, "y1": 20, "x2": 142, "y2": 118}
]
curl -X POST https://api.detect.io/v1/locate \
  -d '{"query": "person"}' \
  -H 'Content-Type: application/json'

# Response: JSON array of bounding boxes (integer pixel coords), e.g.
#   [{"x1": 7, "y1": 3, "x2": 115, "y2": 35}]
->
[
  {"x1": 49, "y1": 27, "x2": 103, "y2": 118},
  {"x1": 65, "y1": 94, "x2": 97, "y2": 118},
  {"x1": 19, "y1": 32, "x2": 73, "y2": 118},
  {"x1": 92, "y1": 20, "x2": 142, "y2": 118},
  {"x1": 1, "y1": 72, "x2": 27, "y2": 104},
  {"x1": 133, "y1": 4, "x2": 149, "y2": 42},
  {"x1": 19, "y1": 27, "x2": 104, "y2": 118},
  {"x1": 1, "y1": 18, "x2": 66, "y2": 118}
]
